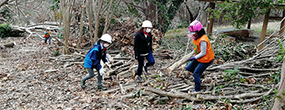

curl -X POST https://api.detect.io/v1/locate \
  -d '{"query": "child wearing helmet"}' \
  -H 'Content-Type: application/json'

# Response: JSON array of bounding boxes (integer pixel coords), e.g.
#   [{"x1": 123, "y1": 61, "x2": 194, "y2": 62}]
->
[
  {"x1": 186, "y1": 20, "x2": 215, "y2": 92},
  {"x1": 80, "y1": 34, "x2": 112, "y2": 90},
  {"x1": 44, "y1": 29, "x2": 52, "y2": 44},
  {"x1": 133, "y1": 20, "x2": 155, "y2": 83}
]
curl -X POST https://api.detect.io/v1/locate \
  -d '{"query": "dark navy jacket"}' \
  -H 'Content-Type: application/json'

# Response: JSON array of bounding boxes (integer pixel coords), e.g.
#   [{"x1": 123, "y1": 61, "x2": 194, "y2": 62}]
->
[
  {"x1": 134, "y1": 30, "x2": 153, "y2": 57},
  {"x1": 84, "y1": 41, "x2": 107, "y2": 69}
]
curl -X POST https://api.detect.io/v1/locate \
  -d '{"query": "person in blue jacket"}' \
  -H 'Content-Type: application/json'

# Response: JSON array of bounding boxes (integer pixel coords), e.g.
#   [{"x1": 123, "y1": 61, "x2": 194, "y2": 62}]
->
[
  {"x1": 134, "y1": 20, "x2": 155, "y2": 83},
  {"x1": 81, "y1": 34, "x2": 112, "y2": 90}
]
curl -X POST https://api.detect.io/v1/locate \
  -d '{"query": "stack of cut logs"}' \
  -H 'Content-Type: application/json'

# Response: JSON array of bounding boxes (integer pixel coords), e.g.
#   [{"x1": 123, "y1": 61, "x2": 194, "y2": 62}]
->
[{"x1": 102, "y1": 51, "x2": 137, "y2": 80}]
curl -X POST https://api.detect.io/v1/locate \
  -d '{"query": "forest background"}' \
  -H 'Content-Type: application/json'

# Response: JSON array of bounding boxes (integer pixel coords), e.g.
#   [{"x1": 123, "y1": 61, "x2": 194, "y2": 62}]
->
[{"x1": 1, "y1": 0, "x2": 285, "y2": 109}]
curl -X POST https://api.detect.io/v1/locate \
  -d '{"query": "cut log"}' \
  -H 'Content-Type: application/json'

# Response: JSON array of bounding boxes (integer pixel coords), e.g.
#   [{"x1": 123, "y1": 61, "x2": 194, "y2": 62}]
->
[
  {"x1": 106, "y1": 53, "x2": 113, "y2": 63},
  {"x1": 167, "y1": 51, "x2": 194, "y2": 73},
  {"x1": 217, "y1": 29, "x2": 254, "y2": 37},
  {"x1": 144, "y1": 87, "x2": 201, "y2": 101},
  {"x1": 107, "y1": 62, "x2": 131, "y2": 75},
  {"x1": 113, "y1": 57, "x2": 131, "y2": 61},
  {"x1": 111, "y1": 61, "x2": 124, "y2": 68},
  {"x1": 3, "y1": 42, "x2": 15, "y2": 48}
]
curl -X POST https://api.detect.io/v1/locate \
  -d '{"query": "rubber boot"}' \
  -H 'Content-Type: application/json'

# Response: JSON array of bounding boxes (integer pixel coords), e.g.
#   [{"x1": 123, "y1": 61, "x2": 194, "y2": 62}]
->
[
  {"x1": 97, "y1": 85, "x2": 107, "y2": 90},
  {"x1": 80, "y1": 79, "x2": 86, "y2": 89}
]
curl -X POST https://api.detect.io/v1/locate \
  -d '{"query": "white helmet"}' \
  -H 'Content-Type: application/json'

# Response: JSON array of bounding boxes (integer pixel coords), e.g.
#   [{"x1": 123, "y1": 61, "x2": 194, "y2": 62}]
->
[
  {"x1": 100, "y1": 34, "x2": 112, "y2": 43},
  {"x1": 142, "y1": 20, "x2": 153, "y2": 28}
]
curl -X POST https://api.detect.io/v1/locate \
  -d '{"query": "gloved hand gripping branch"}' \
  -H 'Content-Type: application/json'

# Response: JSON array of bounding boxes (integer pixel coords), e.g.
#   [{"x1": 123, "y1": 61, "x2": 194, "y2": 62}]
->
[{"x1": 189, "y1": 56, "x2": 196, "y2": 61}]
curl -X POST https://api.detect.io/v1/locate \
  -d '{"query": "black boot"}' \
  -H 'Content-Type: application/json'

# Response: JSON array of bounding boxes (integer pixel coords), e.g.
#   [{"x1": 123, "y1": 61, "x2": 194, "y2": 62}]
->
[{"x1": 97, "y1": 85, "x2": 107, "y2": 90}]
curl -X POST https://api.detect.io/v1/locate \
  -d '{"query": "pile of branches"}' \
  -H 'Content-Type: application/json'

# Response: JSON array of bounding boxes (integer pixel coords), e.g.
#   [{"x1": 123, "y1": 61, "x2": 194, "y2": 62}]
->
[
  {"x1": 109, "y1": 19, "x2": 164, "y2": 54},
  {"x1": 211, "y1": 33, "x2": 257, "y2": 63}
]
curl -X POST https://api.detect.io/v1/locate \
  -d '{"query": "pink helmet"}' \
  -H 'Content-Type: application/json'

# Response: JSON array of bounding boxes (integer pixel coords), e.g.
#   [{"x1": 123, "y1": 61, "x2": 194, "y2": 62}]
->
[{"x1": 188, "y1": 20, "x2": 203, "y2": 34}]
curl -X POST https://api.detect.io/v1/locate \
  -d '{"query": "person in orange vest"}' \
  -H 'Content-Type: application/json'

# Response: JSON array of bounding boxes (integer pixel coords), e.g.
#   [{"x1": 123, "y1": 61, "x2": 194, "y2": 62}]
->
[
  {"x1": 44, "y1": 29, "x2": 52, "y2": 44},
  {"x1": 186, "y1": 20, "x2": 215, "y2": 92}
]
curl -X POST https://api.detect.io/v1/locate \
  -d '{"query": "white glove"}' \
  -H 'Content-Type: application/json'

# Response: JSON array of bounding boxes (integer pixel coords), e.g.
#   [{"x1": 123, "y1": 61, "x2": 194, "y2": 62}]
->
[{"x1": 99, "y1": 69, "x2": 106, "y2": 76}]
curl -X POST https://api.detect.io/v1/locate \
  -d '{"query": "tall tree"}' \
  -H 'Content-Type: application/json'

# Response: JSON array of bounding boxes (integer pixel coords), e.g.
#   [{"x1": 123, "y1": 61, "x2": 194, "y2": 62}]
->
[
  {"x1": 211, "y1": 0, "x2": 285, "y2": 28},
  {"x1": 61, "y1": 0, "x2": 75, "y2": 54},
  {"x1": 123, "y1": 0, "x2": 184, "y2": 33},
  {"x1": 77, "y1": 1, "x2": 86, "y2": 49}
]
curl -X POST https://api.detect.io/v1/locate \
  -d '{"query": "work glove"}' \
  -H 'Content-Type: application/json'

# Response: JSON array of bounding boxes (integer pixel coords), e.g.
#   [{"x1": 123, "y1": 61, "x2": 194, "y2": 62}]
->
[
  {"x1": 188, "y1": 56, "x2": 196, "y2": 61},
  {"x1": 99, "y1": 69, "x2": 106, "y2": 76}
]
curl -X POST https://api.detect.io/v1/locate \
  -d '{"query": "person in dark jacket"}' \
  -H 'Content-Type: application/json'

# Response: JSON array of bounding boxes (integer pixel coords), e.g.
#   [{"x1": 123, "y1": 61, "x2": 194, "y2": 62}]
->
[
  {"x1": 80, "y1": 34, "x2": 112, "y2": 90},
  {"x1": 134, "y1": 20, "x2": 155, "y2": 83}
]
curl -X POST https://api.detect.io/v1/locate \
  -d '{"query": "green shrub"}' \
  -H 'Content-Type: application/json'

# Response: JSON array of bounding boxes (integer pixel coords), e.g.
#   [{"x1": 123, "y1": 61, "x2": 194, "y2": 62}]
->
[
  {"x1": 177, "y1": 20, "x2": 189, "y2": 28},
  {"x1": 0, "y1": 24, "x2": 12, "y2": 38},
  {"x1": 0, "y1": 24, "x2": 22, "y2": 38}
]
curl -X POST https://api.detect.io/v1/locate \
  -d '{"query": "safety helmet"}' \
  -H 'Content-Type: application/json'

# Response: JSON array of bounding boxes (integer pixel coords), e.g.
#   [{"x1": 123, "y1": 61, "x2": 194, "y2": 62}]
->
[
  {"x1": 142, "y1": 20, "x2": 153, "y2": 28},
  {"x1": 100, "y1": 34, "x2": 112, "y2": 43},
  {"x1": 188, "y1": 20, "x2": 203, "y2": 34}
]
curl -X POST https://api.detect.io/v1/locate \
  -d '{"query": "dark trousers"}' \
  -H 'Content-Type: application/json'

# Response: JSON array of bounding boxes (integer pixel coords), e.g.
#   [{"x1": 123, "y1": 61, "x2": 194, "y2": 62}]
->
[
  {"x1": 136, "y1": 52, "x2": 155, "y2": 76},
  {"x1": 186, "y1": 59, "x2": 213, "y2": 91},
  {"x1": 44, "y1": 37, "x2": 51, "y2": 44},
  {"x1": 82, "y1": 68, "x2": 102, "y2": 86}
]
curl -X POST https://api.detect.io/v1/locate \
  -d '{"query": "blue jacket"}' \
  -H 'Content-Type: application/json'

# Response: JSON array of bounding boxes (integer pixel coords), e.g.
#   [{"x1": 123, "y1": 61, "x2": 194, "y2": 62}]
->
[{"x1": 84, "y1": 42, "x2": 107, "y2": 69}]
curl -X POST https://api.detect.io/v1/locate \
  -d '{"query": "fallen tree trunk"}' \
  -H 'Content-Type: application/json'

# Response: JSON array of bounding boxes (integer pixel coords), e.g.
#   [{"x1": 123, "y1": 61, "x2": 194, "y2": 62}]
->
[
  {"x1": 144, "y1": 87, "x2": 201, "y2": 101},
  {"x1": 0, "y1": 0, "x2": 8, "y2": 7},
  {"x1": 2, "y1": 42, "x2": 15, "y2": 48},
  {"x1": 167, "y1": 51, "x2": 194, "y2": 73}
]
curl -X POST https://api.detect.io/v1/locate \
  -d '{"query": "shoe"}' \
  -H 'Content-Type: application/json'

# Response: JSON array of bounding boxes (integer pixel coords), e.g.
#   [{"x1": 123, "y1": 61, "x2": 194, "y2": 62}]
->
[
  {"x1": 194, "y1": 90, "x2": 201, "y2": 93},
  {"x1": 143, "y1": 63, "x2": 148, "y2": 73},
  {"x1": 136, "y1": 75, "x2": 143, "y2": 83},
  {"x1": 80, "y1": 79, "x2": 86, "y2": 89},
  {"x1": 98, "y1": 85, "x2": 107, "y2": 90},
  {"x1": 188, "y1": 90, "x2": 201, "y2": 95}
]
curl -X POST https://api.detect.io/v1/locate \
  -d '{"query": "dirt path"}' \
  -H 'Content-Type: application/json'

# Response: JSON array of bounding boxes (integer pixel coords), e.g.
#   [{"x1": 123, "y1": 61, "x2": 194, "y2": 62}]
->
[
  {"x1": 0, "y1": 36, "x2": 117, "y2": 109},
  {"x1": 0, "y1": 35, "x2": 168, "y2": 109}
]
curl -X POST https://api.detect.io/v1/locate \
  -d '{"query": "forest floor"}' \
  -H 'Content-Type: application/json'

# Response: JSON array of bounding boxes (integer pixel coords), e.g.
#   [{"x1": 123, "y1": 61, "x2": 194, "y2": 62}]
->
[
  {"x1": 0, "y1": 28, "x2": 281, "y2": 109},
  {"x1": 0, "y1": 35, "x2": 188, "y2": 109}
]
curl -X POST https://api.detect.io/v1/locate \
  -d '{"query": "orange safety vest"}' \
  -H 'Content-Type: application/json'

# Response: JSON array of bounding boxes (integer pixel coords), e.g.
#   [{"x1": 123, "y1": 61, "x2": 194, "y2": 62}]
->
[
  {"x1": 44, "y1": 31, "x2": 51, "y2": 38},
  {"x1": 193, "y1": 35, "x2": 215, "y2": 63}
]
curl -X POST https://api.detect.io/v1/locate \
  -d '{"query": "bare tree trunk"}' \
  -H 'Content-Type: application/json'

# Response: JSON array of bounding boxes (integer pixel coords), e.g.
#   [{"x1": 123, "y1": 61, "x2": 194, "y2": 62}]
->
[
  {"x1": 102, "y1": 0, "x2": 114, "y2": 34},
  {"x1": 86, "y1": 0, "x2": 94, "y2": 46},
  {"x1": 184, "y1": 2, "x2": 194, "y2": 23},
  {"x1": 93, "y1": 0, "x2": 103, "y2": 45},
  {"x1": 53, "y1": 10, "x2": 58, "y2": 25},
  {"x1": 62, "y1": 0, "x2": 74, "y2": 54},
  {"x1": 148, "y1": 0, "x2": 156, "y2": 22},
  {"x1": 77, "y1": 4, "x2": 86, "y2": 49},
  {"x1": 142, "y1": 0, "x2": 148, "y2": 19},
  {"x1": 196, "y1": 2, "x2": 209, "y2": 26}
]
